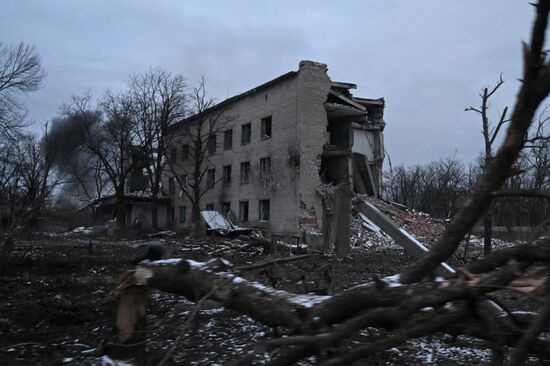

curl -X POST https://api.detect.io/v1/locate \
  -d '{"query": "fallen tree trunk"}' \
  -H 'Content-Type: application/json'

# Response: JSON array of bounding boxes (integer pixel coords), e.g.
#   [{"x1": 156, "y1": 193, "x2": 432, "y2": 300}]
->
[
  {"x1": 110, "y1": 244, "x2": 550, "y2": 364},
  {"x1": 114, "y1": 257, "x2": 327, "y2": 338},
  {"x1": 111, "y1": 235, "x2": 550, "y2": 351}
]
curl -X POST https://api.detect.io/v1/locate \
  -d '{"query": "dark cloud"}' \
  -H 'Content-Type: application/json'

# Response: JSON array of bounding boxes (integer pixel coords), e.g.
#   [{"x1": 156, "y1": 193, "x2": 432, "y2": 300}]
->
[{"x1": 0, "y1": 0, "x2": 536, "y2": 165}]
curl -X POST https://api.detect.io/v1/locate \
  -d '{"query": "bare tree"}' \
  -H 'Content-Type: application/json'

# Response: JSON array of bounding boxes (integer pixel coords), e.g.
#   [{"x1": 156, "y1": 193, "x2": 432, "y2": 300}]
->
[
  {"x1": 79, "y1": 159, "x2": 112, "y2": 202},
  {"x1": 0, "y1": 142, "x2": 24, "y2": 234},
  {"x1": 63, "y1": 93, "x2": 138, "y2": 233},
  {"x1": 0, "y1": 41, "x2": 46, "y2": 141},
  {"x1": 466, "y1": 75, "x2": 509, "y2": 254},
  {"x1": 402, "y1": 0, "x2": 550, "y2": 283},
  {"x1": 63, "y1": 156, "x2": 113, "y2": 212},
  {"x1": 46, "y1": 115, "x2": 110, "y2": 208},
  {"x1": 167, "y1": 77, "x2": 233, "y2": 237},
  {"x1": 384, "y1": 156, "x2": 469, "y2": 219},
  {"x1": 0, "y1": 132, "x2": 60, "y2": 239},
  {"x1": 129, "y1": 69, "x2": 186, "y2": 231}
]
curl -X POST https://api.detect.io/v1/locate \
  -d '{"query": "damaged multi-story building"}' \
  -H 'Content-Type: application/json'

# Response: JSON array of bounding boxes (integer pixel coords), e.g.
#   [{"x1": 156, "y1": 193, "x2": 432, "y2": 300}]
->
[{"x1": 166, "y1": 60, "x2": 385, "y2": 245}]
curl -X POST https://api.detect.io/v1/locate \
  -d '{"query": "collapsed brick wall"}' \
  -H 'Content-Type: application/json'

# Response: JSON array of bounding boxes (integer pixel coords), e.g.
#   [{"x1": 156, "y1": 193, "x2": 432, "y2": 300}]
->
[
  {"x1": 298, "y1": 199, "x2": 318, "y2": 229},
  {"x1": 295, "y1": 61, "x2": 332, "y2": 234}
]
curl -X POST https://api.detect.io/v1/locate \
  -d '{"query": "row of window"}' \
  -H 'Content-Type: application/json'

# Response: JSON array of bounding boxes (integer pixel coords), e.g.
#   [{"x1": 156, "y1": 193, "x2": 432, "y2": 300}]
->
[
  {"x1": 215, "y1": 157, "x2": 272, "y2": 186},
  {"x1": 167, "y1": 157, "x2": 272, "y2": 194},
  {"x1": 169, "y1": 116, "x2": 273, "y2": 162},
  {"x1": 178, "y1": 199, "x2": 270, "y2": 224}
]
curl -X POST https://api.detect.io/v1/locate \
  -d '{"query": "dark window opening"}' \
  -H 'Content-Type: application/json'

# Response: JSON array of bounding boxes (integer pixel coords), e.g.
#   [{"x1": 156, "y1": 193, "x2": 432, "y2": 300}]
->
[
  {"x1": 259, "y1": 199, "x2": 270, "y2": 221},
  {"x1": 169, "y1": 148, "x2": 177, "y2": 164},
  {"x1": 168, "y1": 177, "x2": 175, "y2": 195},
  {"x1": 208, "y1": 135, "x2": 216, "y2": 155},
  {"x1": 206, "y1": 203, "x2": 214, "y2": 211},
  {"x1": 180, "y1": 174, "x2": 187, "y2": 187},
  {"x1": 222, "y1": 165, "x2": 232, "y2": 185},
  {"x1": 241, "y1": 123, "x2": 251, "y2": 145},
  {"x1": 169, "y1": 207, "x2": 174, "y2": 226},
  {"x1": 221, "y1": 201, "x2": 231, "y2": 216},
  {"x1": 239, "y1": 200, "x2": 249, "y2": 222},
  {"x1": 206, "y1": 168, "x2": 215, "y2": 188},
  {"x1": 240, "y1": 161, "x2": 250, "y2": 184},
  {"x1": 261, "y1": 116, "x2": 272, "y2": 140},
  {"x1": 181, "y1": 144, "x2": 189, "y2": 161},
  {"x1": 224, "y1": 129, "x2": 233, "y2": 150},
  {"x1": 260, "y1": 157, "x2": 271, "y2": 180},
  {"x1": 319, "y1": 156, "x2": 348, "y2": 185},
  {"x1": 179, "y1": 206, "x2": 186, "y2": 224},
  {"x1": 327, "y1": 120, "x2": 351, "y2": 150}
]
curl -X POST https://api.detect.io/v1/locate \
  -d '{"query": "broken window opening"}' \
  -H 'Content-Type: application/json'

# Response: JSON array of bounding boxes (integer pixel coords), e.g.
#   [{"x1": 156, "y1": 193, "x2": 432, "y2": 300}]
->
[
  {"x1": 261, "y1": 116, "x2": 272, "y2": 140},
  {"x1": 239, "y1": 200, "x2": 249, "y2": 222},
  {"x1": 320, "y1": 156, "x2": 349, "y2": 185},
  {"x1": 168, "y1": 177, "x2": 175, "y2": 195},
  {"x1": 208, "y1": 135, "x2": 216, "y2": 156},
  {"x1": 179, "y1": 206, "x2": 187, "y2": 224},
  {"x1": 259, "y1": 199, "x2": 270, "y2": 221},
  {"x1": 224, "y1": 129, "x2": 233, "y2": 150},
  {"x1": 181, "y1": 144, "x2": 189, "y2": 161},
  {"x1": 221, "y1": 201, "x2": 231, "y2": 216},
  {"x1": 241, "y1": 123, "x2": 251, "y2": 145},
  {"x1": 222, "y1": 165, "x2": 232, "y2": 185},
  {"x1": 206, "y1": 168, "x2": 215, "y2": 188},
  {"x1": 169, "y1": 148, "x2": 177, "y2": 164},
  {"x1": 168, "y1": 206, "x2": 175, "y2": 226},
  {"x1": 259, "y1": 157, "x2": 271, "y2": 180},
  {"x1": 327, "y1": 119, "x2": 352, "y2": 150},
  {"x1": 240, "y1": 161, "x2": 250, "y2": 184}
]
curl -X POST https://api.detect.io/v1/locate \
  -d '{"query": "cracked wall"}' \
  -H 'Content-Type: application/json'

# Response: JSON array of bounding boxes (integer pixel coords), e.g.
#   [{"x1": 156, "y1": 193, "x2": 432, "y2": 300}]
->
[
  {"x1": 295, "y1": 61, "x2": 332, "y2": 234},
  {"x1": 166, "y1": 60, "x2": 381, "y2": 245}
]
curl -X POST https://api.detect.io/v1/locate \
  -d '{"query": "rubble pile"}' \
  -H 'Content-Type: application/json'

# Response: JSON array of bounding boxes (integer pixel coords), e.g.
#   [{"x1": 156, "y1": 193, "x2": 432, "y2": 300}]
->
[
  {"x1": 352, "y1": 197, "x2": 518, "y2": 260},
  {"x1": 362, "y1": 197, "x2": 445, "y2": 244},
  {"x1": 349, "y1": 213, "x2": 398, "y2": 249},
  {"x1": 350, "y1": 196, "x2": 445, "y2": 250}
]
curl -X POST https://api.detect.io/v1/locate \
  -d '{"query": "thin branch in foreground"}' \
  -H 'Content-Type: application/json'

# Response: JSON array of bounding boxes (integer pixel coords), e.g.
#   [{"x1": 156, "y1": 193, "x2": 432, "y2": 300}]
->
[
  {"x1": 319, "y1": 308, "x2": 466, "y2": 366},
  {"x1": 508, "y1": 272, "x2": 550, "y2": 366}
]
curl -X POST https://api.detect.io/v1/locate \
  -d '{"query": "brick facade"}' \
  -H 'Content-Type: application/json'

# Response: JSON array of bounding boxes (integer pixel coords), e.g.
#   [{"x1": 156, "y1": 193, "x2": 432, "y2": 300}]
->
[{"x1": 166, "y1": 61, "x2": 385, "y2": 239}]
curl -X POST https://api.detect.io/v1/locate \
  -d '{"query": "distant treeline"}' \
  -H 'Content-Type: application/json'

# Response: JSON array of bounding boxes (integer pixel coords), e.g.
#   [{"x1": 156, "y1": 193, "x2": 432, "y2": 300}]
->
[{"x1": 384, "y1": 141, "x2": 550, "y2": 229}]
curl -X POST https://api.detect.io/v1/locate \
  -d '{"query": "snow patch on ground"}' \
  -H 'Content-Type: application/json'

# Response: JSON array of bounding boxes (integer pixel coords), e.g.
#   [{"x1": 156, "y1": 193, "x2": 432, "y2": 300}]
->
[
  {"x1": 288, "y1": 294, "x2": 330, "y2": 308},
  {"x1": 93, "y1": 355, "x2": 134, "y2": 366},
  {"x1": 148, "y1": 258, "x2": 182, "y2": 265},
  {"x1": 382, "y1": 274, "x2": 402, "y2": 287},
  {"x1": 402, "y1": 336, "x2": 492, "y2": 364}
]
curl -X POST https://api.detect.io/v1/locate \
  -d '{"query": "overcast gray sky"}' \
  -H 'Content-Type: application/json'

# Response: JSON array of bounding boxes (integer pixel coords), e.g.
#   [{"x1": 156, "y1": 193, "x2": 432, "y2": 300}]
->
[{"x1": 1, "y1": 1, "x2": 537, "y2": 166}]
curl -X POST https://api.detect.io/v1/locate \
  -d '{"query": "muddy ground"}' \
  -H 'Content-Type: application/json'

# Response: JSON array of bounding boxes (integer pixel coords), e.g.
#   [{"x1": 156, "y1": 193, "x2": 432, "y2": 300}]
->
[{"x1": 0, "y1": 233, "x2": 543, "y2": 366}]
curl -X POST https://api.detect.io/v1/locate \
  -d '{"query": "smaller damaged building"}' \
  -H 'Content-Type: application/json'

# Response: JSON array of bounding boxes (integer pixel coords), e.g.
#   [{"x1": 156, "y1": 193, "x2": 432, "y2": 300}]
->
[
  {"x1": 166, "y1": 60, "x2": 385, "y2": 243},
  {"x1": 91, "y1": 194, "x2": 172, "y2": 230}
]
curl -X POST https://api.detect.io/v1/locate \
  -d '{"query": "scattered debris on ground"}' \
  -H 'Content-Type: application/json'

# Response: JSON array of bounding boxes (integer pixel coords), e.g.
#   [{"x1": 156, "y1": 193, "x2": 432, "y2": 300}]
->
[{"x1": 0, "y1": 198, "x2": 536, "y2": 365}]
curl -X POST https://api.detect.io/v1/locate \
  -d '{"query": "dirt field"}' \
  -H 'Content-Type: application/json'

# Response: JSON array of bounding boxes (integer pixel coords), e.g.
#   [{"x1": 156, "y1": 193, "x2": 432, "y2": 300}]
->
[{"x1": 0, "y1": 230, "x2": 542, "y2": 365}]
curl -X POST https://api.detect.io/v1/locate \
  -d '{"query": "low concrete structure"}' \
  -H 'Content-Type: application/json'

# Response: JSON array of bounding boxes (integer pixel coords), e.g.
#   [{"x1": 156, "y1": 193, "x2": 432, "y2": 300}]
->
[
  {"x1": 92, "y1": 194, "x2": 171, "y2": 230},
  {"x1": 166, "y1": 61, "x2": 386, "y2": 241}
]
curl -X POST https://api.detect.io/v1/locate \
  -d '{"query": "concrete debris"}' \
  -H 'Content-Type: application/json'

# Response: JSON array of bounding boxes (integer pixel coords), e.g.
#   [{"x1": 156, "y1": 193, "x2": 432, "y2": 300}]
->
[
  {"x1": 201, "y1": 210, "x2": 250, "y2": 235},
  {"x1": 359, "y1": 212, "x2": 382, "y2": 235}
]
